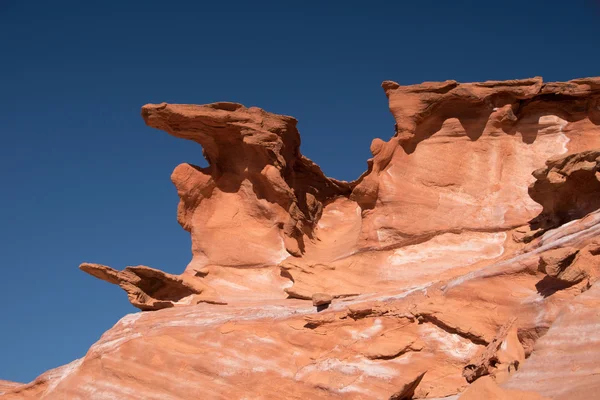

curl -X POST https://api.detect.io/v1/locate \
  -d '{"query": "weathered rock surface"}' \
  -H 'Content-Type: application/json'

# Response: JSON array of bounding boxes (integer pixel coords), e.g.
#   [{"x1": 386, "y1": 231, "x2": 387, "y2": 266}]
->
[
  {"x1": 4, "y1": 76, "x2": 600, "y2": 400},
  {"x1": 529, "y1": 150, "x2": 600, "y2": 229},
  {"x1": 389, "y1": 371, "x2": 427, "y2": 400},
  {"x1": 503, "y1": 281, "x2": 600, "y2": 399},
  {"x1": 0, "y1": 382, "x2": 21, "y2": 396},
  {"x1": 463, "y1": 317, "x2": 524, "y2": 384},
  {"x1": 460, "y1": 376, "x2": 549, "y2": 400}
]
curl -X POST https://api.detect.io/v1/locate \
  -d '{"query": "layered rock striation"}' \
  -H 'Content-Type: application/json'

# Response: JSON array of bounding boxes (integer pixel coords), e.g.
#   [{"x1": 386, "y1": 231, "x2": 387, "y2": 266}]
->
[{"x1": 3, "y1": 76, "x2": 600, "y2": 400}]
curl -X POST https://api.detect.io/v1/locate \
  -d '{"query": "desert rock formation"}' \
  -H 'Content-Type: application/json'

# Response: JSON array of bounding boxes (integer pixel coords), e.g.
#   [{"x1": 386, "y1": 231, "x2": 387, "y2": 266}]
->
[{"x1": 3, "y1": 76, "x2": 600, "y2": 399}]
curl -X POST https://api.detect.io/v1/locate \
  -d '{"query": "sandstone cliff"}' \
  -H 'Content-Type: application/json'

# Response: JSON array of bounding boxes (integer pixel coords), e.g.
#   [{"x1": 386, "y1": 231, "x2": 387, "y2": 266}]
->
[{"x1": 3, "y1": 76, "x2": 600, "y2": 400}]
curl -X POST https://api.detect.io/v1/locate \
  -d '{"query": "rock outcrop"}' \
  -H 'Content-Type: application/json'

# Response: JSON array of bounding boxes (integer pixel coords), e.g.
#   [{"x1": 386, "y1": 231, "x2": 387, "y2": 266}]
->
[
  {"x1": 4, "y1": 76, "x2": 600, "y2": 400},
  {"x1": 79, "y1": 263, "x2": 226, "y2": 310},
  {"x1": 142, "y1": 102, "x2": 351, "y2": 266}
]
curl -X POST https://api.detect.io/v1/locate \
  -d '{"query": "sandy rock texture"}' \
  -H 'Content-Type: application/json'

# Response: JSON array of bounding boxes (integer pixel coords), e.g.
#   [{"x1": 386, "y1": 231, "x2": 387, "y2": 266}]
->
[{"x1": 3, "y1": 76, "x2": 600, "y2": 399}]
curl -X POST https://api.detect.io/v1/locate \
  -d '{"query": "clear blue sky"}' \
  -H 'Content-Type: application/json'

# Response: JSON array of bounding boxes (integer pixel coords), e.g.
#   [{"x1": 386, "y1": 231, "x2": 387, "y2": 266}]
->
[{"x1": 1, "y1": 0, "x2": 598, "y2": 383}]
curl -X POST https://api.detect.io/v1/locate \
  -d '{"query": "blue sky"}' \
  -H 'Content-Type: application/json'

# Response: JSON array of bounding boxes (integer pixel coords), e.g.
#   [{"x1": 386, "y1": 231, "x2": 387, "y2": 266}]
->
[{"x1": 1, "y1": 0, "x2": 599, "y2": 383}]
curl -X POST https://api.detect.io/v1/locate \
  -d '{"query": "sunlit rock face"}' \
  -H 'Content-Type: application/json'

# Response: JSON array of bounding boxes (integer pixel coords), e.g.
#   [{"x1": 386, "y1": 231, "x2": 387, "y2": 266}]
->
[{"x1": 4, "y1": 77, "x2": 600, "y2": 400}]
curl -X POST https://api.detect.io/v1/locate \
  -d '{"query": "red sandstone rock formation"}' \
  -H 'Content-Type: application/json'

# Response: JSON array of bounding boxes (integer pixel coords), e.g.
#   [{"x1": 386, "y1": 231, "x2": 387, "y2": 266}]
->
[
  {"x1": 3, "y1": 76, "x2": 600, "y2": 400},
  {"x1": 79, "y1": 263, "x2": 226, "y2": 310},
  {"x1": 142, "y1": 102, "x2": 351, "y2": 264}
]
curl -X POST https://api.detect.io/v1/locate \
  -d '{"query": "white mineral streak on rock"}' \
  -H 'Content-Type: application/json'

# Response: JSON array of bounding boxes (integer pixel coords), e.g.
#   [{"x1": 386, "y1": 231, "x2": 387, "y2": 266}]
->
[
  {"x1": 418, "y1": 324, "x2": 479, "y2": 360},
  {"x1": 385, "y1": 232, "x2": 506, "y2": 280},
  {"x1": 445, "y1": 210, "x2": 600, "y2": 291}
]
